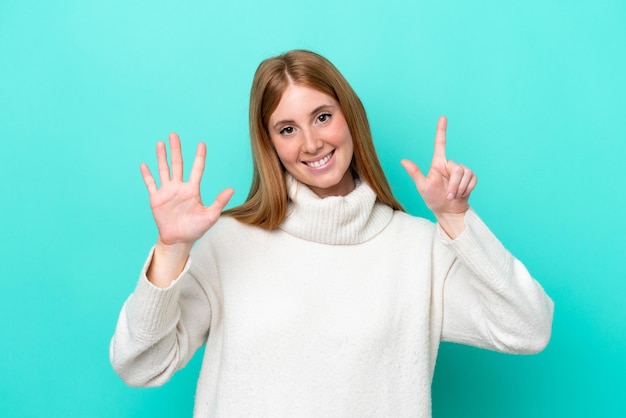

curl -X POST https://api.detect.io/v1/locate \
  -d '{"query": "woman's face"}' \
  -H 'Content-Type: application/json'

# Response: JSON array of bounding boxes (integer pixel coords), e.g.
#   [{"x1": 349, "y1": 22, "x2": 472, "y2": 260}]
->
[{"x1": 268, "y1": 83, "x2": 355, "y2": 198}]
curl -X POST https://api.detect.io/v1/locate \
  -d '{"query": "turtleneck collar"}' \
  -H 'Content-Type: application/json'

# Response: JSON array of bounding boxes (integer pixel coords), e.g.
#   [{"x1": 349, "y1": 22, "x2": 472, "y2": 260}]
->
[{"x1": 279, "y1": 174, "x2": 394, "y2": 245}]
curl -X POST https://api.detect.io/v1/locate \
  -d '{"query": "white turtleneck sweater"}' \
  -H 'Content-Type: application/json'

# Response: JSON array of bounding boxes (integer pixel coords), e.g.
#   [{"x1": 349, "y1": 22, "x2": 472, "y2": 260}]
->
[{"x1": 110, "y1": 176, "x2": 553, "y2": 418}]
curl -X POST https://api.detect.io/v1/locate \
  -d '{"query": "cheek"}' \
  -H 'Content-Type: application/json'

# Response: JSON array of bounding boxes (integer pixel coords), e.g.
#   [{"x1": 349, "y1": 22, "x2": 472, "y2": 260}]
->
[
  {"x1": 333, "y1": 117, "x2": 353, "y2": 147},
  {"x1": 343, "y1": 134, "x2": 355, "y2": 164},
  {"x1": 271, "y1": 140, "x2": 298, "y2": 165},
  {"x1": 339, "y1": 128, "x2": 354, "y2": 152}
]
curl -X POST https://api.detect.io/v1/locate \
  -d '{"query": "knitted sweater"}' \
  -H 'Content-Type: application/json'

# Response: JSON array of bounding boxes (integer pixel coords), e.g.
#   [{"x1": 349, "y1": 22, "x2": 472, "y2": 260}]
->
[{"x1": 110, "y1": 176, "x2": 554, "y2": 418}]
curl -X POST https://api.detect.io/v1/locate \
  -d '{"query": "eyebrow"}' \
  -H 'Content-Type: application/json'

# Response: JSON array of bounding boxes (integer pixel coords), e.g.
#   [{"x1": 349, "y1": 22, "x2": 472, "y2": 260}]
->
[{"x1": 271, "y1": 104, "x2": 336, "y2": 130}]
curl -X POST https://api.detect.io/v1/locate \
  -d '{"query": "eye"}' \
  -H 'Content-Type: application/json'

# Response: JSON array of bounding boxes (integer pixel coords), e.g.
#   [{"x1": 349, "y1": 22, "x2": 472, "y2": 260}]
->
[
  {"x1": 279, "y1": 126, "x2": 295, "y2": 135},
  {"x1": 317, "y1": 113, "x2": 332, "y2": 123}
]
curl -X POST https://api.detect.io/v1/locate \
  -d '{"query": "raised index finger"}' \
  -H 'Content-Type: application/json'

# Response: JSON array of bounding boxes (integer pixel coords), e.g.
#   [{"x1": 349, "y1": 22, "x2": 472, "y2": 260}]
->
[{"x1": 433, "y1": 115, "x2": 448, "y2": 161}]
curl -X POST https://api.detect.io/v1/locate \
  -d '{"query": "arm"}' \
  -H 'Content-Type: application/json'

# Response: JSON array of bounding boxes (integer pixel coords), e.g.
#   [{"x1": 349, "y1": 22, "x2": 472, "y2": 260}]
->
[
  {"x1": 109, "y1": 252, "x2": 212, "y2": 386},
  {"x1": 110, "y1": 133, "x2": 232, "y2": 385},
  {"x1": 403, "y1": 116, "x2": 553, "y2": 352},
  {"x1": 437, "y1": 209, "x2": 554, "y2": 353}
]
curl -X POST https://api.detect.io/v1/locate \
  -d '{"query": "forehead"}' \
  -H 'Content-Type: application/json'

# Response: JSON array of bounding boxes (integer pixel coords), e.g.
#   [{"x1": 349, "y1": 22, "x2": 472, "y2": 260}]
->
[{"x1": 269, "y1": 83, "x2": 338, "y2": 122}]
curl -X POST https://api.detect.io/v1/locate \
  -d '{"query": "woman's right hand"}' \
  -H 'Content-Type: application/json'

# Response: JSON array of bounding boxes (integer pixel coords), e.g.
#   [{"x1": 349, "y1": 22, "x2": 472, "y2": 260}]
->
[{"x1": 140, "y1": 133, "x2": 234, "y2": 287}]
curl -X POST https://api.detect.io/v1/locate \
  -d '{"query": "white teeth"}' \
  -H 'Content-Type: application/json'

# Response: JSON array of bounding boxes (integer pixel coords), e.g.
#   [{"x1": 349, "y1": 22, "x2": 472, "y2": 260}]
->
[{"x1": 305, "y1": 152, "x2": 333, "y2": 168}]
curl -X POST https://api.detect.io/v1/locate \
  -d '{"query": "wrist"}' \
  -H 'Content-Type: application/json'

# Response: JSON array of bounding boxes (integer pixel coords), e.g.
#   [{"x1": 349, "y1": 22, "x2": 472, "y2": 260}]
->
[
  {"x1": 155, "y1": 239, "x2": 193, "y2": 259},
  {"x1": 435, "y1": 210, "x2": 468, "y2": 240},
  {"x1": 147, "y1": 240, "x2": 193, "y2": 288}
]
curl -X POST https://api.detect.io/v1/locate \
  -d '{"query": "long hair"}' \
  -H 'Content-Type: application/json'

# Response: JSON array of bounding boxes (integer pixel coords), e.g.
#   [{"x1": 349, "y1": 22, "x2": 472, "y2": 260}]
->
[{"x1": 224, "y1": 50, "x2": 404, "y2": 229}]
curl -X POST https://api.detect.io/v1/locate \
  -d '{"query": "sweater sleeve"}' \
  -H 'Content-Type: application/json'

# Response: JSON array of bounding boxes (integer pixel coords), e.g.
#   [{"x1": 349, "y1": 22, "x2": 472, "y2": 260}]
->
[
  {"x1": 438, "y1": 208, "x2": 554, "y2": 354},
  {"x1": 109, "y1": 247, "x2": 213, "y2": 387}
]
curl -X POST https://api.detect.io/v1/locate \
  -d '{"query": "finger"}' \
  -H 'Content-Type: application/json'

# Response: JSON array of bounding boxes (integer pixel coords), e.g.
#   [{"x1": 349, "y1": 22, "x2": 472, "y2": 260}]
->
[
  {"x1": 212, "y1": 188, "x2": 235, "y2": 211},
  {"x1": 432, "y1": 116, "x2": 447, "y2": 162},
  {"x1": 462, "y1": 174, "x2": 478, "y2": 198},
  {"x1": 188, "y1": 142, "x2": 207, "y2": 186},
  {"x1": 446, "y1": 161, "x2": 465, "y2": 200},
  {"x1": 140, "y1": 163, "x2": 158, "y2": 194},
  {"x1": 401, "y1": 159, "x2": 426, "y2": 188},
  {"x1": 156, "y1": 141, "x2": 171, "y2": 185},
  {"x1": 456, "y1": 166, "x2": 474, "y2": 197},
  {"x1": 204, "y1": 188, "x2": 235, "y2": 224},
  {"x1": 169, "y1": 133, "x2": 184, "y2": 182}
]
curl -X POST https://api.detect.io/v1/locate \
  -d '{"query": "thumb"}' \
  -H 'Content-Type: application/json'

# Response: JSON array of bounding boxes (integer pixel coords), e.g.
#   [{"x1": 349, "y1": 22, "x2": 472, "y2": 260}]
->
[
  {"x1": 190, "y1": 188, "x2": 236, "y2": 237},
  {"x1": 401, "y1": 159, "x2": 426, "y2": 187},
  {"x1": 203, "y1": 187, "x2": 235, "y2": 222},
  {"x1": 211, "y1": 188, "x2": 235, "y2": 212}
]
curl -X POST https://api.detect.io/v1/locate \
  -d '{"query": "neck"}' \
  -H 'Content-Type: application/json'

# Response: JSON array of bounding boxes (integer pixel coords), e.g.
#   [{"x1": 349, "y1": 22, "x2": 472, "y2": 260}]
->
[{"x1": 279, "y1": 174, "x2": 394, "y2": 245}]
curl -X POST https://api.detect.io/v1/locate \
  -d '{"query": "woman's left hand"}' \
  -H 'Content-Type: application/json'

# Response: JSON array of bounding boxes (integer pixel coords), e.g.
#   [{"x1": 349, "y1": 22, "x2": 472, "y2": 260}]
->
[{"x1": 401, "y1": 116, "x2": 477, "y2": 238}]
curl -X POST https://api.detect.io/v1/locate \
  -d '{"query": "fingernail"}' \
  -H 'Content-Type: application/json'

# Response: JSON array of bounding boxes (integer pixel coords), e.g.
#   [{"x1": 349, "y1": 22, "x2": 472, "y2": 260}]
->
[{"x1": 447, "y1": 193, "x2": 455, "y2": 200}]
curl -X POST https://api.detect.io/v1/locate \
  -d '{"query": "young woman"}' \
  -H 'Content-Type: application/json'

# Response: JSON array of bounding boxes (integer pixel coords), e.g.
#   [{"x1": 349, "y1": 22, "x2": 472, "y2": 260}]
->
[{"x1": 110, "y1": 50, "x2": 553, "y2": 417}]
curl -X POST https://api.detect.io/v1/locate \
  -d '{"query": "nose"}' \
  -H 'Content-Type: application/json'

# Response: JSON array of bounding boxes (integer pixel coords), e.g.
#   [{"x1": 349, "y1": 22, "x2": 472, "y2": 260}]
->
[{"x1": 302, "y1": 129, "x2": 322, "y2": 154}]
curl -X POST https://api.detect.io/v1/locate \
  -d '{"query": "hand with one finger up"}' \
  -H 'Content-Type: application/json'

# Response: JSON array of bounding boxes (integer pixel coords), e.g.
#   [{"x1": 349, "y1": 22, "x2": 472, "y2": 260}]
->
[{"x1": 401, "y1": 116, "x2": 477, "y2": 239}]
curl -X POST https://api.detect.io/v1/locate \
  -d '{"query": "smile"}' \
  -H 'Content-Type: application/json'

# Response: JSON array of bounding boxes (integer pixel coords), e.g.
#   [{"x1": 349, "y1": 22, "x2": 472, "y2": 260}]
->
[{"x1": 303, "y1": 150, "x2": 334, "y2": 168}]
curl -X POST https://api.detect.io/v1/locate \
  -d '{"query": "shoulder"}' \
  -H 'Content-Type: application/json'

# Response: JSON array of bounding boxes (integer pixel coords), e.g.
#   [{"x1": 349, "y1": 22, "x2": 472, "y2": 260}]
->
[
  {"x1": 197, "y1": 216, "x2": 269, "y2": 246},
  {"x1": 373, "y1": 210, "x2": 439, "y2": 247},
  {"x1": 389, "y1": 210, "x2": 436, "y2": 232},
  {"x1": 211, "y1": 215, "x2": 256, "y2": 234},
  {"x1": 190, "y1": 216, "x2": 274, "y2": 268}
]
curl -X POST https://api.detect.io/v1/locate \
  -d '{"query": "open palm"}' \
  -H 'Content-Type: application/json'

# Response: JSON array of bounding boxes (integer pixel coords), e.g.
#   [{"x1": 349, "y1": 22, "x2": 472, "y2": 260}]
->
[{"x1": 140, "y1": 133, "x2": 234, "y2": 247}]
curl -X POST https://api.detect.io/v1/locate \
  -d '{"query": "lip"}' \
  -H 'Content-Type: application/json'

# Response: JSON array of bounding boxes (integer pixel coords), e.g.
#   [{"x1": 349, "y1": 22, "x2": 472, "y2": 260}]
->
[{"x1": 301, "y1": 150, "x2": 335, "y2": 169}]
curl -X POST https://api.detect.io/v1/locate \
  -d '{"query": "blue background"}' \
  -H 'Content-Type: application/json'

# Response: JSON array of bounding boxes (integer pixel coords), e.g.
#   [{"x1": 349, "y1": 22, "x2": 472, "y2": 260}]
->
[{"x1": 1, "y1": 0, "x2": 625, "y2": 416}]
